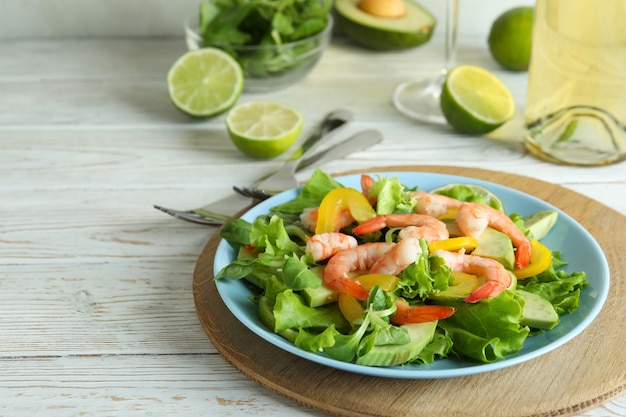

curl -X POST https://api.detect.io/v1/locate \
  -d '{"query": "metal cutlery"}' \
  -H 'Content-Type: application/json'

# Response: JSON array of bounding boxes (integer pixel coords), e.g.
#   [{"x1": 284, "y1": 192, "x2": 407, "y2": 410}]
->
[
  {"x1": 154, "y1": 109, "x2": 354, "y2": 225},
  {"x1": 234, "y1": 128, "x2": 384, "y2": 200},
  {"x1": 154, "y1": 128, "x2": 383, "y2": 226}
]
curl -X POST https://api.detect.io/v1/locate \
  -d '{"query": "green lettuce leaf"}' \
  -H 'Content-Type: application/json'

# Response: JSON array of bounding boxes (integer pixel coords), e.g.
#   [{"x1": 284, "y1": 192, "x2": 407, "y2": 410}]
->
[
  {"x1": 270, "y1": 169, "x2": 344, "y2": 214},
  {"x1": 396, "y1": 241, "x2": 452, "y2": 300},
  {"x1": 412, "y1": 327, "x2": 454, "y2": 364},
  {"x1": 273, "y1": 290, "x2": 348, "y2": 333},
  {"x1": 282, "y1": 255, "x2": 322, "y2": 290},
  {"x1": 516, "y1": 252, "x2": 588, "y2": 315},
  {"x1": 250, "y1": 215, "x2": 302, "y2": 256},
  {"x1": 437, "y1": 291, "x2": 529, "y2": 362},
  {"x1": 369, "y1": 175, "x2": 416, "y2": 215}
]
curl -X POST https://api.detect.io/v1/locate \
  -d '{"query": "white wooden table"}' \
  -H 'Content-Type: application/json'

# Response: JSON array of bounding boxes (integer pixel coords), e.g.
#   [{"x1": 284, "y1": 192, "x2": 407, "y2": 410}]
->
[{"x1": 1, "y1": 31, "x2": 625, "y2": 416}]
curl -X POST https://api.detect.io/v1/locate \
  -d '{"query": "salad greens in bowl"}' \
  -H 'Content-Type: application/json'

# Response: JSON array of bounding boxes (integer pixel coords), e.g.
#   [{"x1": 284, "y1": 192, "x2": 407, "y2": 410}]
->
[
  {"x1": 213, "y1": 170, "x2": 609, "y2": 378},
  {"x1": 185, "y1": 0, "x2": 333, "y2": 93}
]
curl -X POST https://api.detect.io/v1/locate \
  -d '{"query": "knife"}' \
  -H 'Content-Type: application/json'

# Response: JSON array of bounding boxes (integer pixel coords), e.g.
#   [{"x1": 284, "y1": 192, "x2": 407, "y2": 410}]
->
[
  {"x1": 250, "y1": 128, "x2": 383, "y2": 195},
  {"x1": 154, "y1": 129, "x2": 383, "y2": 226}
]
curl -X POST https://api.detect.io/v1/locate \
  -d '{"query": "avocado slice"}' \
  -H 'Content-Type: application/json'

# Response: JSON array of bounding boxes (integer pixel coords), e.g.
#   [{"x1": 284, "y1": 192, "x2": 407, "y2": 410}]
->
[
  {"x1": 257, "y1": 295, "x2": 299, "y2": 342},
  {"x1": 355, "y1": 321, "x2": 437, "y2": 366},
  {"x1": 334, "y1": 0, "x2": 436, "y2": 50},
  {"x1": 430, "y1": 270, "x2": 516, "y2": 302},
  {"x1": 472, "y1": 227, "x2": 515, "y2": 271},
  {"x1": 442, "y1": 218, "x2": 462, "y2": 237},
  {"x1": 301, "y1": 284, "x2": 339, "y2": 308},
  {"x1": 517, "y1": 290, "x2": 559, "y2": 330},
  {"x1": 430, "y1": 272, "x2": 480, "y2": 301},
  {"x1": 523, "y1": 210, "x2": 558, "y2": 240}
]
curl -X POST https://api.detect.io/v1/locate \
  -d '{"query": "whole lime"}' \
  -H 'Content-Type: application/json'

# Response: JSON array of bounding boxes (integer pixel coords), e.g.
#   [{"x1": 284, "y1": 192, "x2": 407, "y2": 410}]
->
[{"x1": 488, "y1": 6, "x2": 534, "y2": 71}]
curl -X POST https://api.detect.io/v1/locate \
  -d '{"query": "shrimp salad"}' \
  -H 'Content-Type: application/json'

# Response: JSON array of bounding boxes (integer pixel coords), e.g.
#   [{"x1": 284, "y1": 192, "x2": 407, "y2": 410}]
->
[{"x1": 215, "y1": 170, "x2": 588, "y2": 367}]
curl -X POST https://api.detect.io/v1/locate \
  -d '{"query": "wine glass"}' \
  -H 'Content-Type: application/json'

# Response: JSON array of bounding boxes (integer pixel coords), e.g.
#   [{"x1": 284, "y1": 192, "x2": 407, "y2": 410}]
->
[{"x1": 392, "y1": 0, "x2": 459, "y2": 124}]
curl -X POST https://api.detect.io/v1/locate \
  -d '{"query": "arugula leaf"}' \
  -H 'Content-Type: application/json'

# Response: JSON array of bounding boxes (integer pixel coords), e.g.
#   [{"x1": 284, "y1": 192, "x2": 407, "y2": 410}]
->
[
  {"x1": 292, "y1": 17, "x2": 327, "y2": 40},
  {"x1": 200, "y1": 2, "x2": 256, "y2": 46},
  {"x1": 198, "y1": 0, "x2": 332, "y2": 78}
]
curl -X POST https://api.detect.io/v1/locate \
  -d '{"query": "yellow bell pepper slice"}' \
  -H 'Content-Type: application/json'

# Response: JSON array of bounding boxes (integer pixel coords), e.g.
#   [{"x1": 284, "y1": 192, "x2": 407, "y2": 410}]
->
[
  {"x1": 338, "y1": 293, "x2": 365, "y2": 325},
  {"x1": 428, "y1": 236, "x2": 478, "y2": 253},
  {"x1": 315, "y1": 187, "x2": 376, "y2": 234},
  {"x1": 357, "y1": 274, "x2": 400, "y2": 291},
  {"x1": 513, "y1": 240, "x2": 552, "y2": 279}
]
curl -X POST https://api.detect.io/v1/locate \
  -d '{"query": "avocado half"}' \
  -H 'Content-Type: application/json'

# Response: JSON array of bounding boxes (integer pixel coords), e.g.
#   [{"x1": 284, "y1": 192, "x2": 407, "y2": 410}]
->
[{"x1": 334, "y1": 0, "x2": 436, "y2": 50}]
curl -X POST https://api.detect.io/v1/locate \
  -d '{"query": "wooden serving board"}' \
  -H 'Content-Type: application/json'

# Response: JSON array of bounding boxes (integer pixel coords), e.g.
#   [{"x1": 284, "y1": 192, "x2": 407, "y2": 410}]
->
[{"x1": 193, "y1": 165, "x2": 626, "y2": 417}]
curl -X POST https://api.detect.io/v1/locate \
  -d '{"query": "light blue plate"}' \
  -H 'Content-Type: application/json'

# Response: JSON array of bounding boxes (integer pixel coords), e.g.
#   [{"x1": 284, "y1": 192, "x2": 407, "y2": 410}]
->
[{"x1": 213, "y1": 172, "x2": 610, "y2": 379}]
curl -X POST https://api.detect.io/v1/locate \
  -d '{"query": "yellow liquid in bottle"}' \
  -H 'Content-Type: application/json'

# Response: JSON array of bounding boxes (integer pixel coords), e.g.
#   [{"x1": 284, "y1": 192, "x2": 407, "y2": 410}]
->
[{"x1": 524, "y1": 0, "x2": 626, "y2": 165}]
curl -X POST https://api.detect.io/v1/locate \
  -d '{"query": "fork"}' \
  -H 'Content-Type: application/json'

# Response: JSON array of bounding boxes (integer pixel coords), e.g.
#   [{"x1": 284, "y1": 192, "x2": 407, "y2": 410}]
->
[
  {"x1": 154, "y1": 109, "x2": 354, "y2": 225},
  {"x1": 155, "y1": 129, "x2": 383, "y2": 226},
  {"x1": 234, "y1": 128, "x2": 385, "y2": 201}
]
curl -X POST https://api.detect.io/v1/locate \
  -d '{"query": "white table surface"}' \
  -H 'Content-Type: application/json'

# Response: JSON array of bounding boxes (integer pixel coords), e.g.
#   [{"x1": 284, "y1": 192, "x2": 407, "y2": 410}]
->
[{"x1": 1, "y1": 31, "x2": 625, "y2": 417}]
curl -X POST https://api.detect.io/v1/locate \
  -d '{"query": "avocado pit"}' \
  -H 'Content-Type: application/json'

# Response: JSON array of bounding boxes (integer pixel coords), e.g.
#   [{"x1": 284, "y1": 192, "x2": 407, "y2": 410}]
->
[{"x1": 358, "y1": 0, "x2": 406, "y2": 18}]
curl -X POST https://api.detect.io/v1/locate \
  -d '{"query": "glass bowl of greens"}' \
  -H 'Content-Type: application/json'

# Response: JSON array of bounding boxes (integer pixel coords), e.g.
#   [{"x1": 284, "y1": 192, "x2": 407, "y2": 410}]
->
[{"x1": 185, "y1": 0, "x2": 333, "y2": 93}]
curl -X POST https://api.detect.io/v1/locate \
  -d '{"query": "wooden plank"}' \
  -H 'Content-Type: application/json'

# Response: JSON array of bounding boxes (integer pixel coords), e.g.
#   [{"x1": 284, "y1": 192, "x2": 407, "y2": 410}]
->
[{"x1": 0, "y1": 354, "x2": 325, "y2": 416}]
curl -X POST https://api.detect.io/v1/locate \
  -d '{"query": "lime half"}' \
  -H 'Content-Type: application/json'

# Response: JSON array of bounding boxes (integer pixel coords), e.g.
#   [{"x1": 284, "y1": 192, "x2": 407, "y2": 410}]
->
[
  {"x1": 429, "y1": 183, "x2": 505, "y2": 212},
  {"x1": 226, "y1": 101, "x2": 304, "y2": 159},
  {"x1": 167, "y1": 48, "x2": 243, "y2": 118},
  {"x1": 440, "y1": 65, "x2": 515, "y2": 135}
]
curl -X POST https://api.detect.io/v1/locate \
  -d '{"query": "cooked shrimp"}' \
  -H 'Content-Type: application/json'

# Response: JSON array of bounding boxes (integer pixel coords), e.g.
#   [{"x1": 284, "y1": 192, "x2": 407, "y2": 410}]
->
[
  {"x1": 300, "y1": 207, "x2": 318, "y2": 231},
  {"x1": 370, "y1": 237, "x2": 423, "y2": 276},
  {"x1": 361, "y1": 174, "x2": 377, "y2": 205},
  {"x1": 353, "y1": 213, "x2": 449, "y2": 242},
  {"x1": 455, "y1": 202, "x2": 531, "y2": 269},
  {"x1": 397, "y1": 225, "x2": 449, "y2": 243},
  {"x1": 412, "y1": 190, "x2": 463, "y2": 218},
  {"x1": 299, "y1": 207, "x2": 355, "y2": 233},
  {"x1": 391, "y1": 299, "x2": 457, "y2": 325},
  {"x1": 433, "y1": 249, "x2": 512, "y2": 303},
  {"x1": 305, "y1": 232, "x2": 358, "y2": 262},
  {"x1": 323, "y1": 242, "x2": 394, "y2": 300}
]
